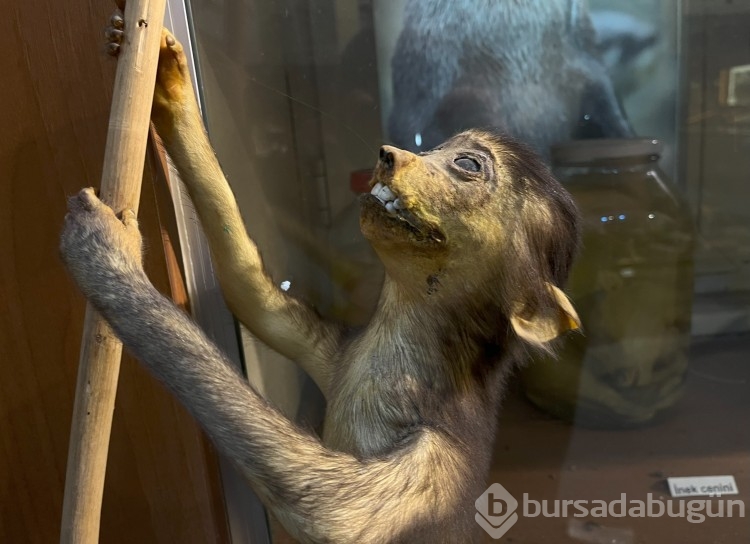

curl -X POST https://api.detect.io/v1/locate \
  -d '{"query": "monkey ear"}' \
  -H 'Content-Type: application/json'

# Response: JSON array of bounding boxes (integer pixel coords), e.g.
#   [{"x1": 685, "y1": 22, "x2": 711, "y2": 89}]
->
[{"x1": 510, "y1": 283, "x2": 581, "y2": 346}]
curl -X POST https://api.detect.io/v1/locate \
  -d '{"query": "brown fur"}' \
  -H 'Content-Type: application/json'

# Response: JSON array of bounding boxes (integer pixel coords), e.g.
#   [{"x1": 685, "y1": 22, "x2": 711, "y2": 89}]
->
[{"x1": 59, "y1": 22, "x2": 581, "y2": 543}]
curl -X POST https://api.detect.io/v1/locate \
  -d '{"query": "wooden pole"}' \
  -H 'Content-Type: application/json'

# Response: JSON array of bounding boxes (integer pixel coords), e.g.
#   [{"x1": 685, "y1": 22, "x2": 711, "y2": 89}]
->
[{"x1": 60, "y1": 0, "x2": 167, "y2": 541}]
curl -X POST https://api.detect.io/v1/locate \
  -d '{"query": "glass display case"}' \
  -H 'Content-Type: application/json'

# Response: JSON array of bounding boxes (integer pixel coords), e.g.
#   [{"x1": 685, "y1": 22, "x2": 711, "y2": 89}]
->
[
  {"x1": 173, "y1": 0, "x2": 750, "y2": 541},
  {"x1": 522, "y1": 138, "x2": 696, "y2": 428}
]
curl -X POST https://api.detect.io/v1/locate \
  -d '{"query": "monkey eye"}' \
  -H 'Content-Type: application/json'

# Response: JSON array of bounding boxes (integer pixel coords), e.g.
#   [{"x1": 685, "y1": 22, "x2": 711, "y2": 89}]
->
[{"x1": 454, "y1": 156, "x2": 481, "y2": 173}]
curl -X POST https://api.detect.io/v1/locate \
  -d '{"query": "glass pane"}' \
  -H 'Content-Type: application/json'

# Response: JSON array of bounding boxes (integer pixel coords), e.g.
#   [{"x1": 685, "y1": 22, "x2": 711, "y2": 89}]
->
[{"x1": 183, "y1": 0, "x2": 749, "y2": 541}]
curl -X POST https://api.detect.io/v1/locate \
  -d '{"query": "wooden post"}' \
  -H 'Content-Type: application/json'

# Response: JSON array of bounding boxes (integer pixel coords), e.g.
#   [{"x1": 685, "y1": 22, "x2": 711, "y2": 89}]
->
[{"x1": 60, "y1": 0, "x2": 167, "y2": 542}]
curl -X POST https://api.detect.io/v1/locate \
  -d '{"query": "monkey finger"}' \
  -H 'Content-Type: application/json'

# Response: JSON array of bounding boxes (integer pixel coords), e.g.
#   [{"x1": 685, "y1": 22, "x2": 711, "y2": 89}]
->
[
  {"x1": 162, "y1": 28, "x2": 180, "y2": 51},
  {"x1": 105, "y1": 10, "x2": 124, "y2": 56},
  {"x1": 105, "y1": 27, "x2": 124, "y2": 43},
  {"x1": 119, "y1": 209, "x2": 138, "y2": 229},
  {"x1": 105, "y1": 42, "x2": 120, "y2": 57},
  {"x1": 78, "y1": 186, "x2": 100, "y2": 206},
  {"x1": 159, "y1": 28, "x2": 186, "y2": 68},
  {"x1": 67, "y1": 187, "x2": 99, "y2": 214},
  {"x1": 110, "y1": 10, "x2": 124, "y2": 30},
  {"x1": 75, "y1": 188, "x2": 120, "y2": 223},
  {"x1": 118, "y1": 209, "x2": 144, "y2": 263},
  {"x1": 104, "y1": 26, "x2": 124, "y2": 57}
]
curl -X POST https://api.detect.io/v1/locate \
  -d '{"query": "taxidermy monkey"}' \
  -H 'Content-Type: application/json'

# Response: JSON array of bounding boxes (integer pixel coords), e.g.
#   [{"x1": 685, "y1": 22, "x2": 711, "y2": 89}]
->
[
  {"x1": 60, "y1": 17, "x2": 581, "y2": 543},
  {"x1": 389, "y1": 0, "x2": 634, "y2": 156}
]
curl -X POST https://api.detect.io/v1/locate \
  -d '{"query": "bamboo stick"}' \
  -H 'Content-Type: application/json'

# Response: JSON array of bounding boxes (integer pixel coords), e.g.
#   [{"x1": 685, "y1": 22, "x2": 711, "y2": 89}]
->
[{"x1": 60, "y1": 0, "x2": 167, "y2": 541}]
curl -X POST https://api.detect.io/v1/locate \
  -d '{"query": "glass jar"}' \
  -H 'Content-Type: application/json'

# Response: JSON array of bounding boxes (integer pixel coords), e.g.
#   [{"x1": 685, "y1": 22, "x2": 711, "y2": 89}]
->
[
  {"x1": 327, "y1": 170, "x2": 384, "y2": 327},
  {"x1": 521, "y1": 139, "x2": 696, "y2": 427}
]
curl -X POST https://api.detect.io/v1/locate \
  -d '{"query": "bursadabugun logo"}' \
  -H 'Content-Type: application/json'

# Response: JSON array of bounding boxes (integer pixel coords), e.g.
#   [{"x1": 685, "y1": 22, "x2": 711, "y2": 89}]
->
[
  {"x1": 475, "y1": 483, "x2": 519, "y2": 539},
  {"x1": 476, "y1": 481, "x2": 746, "y2": 539}
]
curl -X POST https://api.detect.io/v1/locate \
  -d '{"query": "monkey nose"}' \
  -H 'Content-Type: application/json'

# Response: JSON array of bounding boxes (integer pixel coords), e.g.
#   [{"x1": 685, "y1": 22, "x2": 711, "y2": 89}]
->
[
  {"x1": 379, "y1": 145, "x2": 413, "y2": 171},
  {"x1": 379, "y1": 146, "x2": 395, "y2": 170}
]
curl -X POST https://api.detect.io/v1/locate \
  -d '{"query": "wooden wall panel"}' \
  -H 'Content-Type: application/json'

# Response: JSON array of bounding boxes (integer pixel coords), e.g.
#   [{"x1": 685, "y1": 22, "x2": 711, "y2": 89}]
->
[{"x1": 0, "y1": 0, "x2": 230, "y2": 542}]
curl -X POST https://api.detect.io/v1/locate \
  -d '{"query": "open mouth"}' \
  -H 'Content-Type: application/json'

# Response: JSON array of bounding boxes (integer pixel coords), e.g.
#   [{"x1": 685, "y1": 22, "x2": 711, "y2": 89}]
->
[
  {"x1": 363, "y1": 182, "x2": 445, "y2": 243},
  {"x1": 370, "y1": 181, "x2": 405, "y2": 215}
]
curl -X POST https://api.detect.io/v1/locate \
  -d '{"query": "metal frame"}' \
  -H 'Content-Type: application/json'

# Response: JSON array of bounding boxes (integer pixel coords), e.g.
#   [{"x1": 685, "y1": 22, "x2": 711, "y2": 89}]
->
[{"x1": 162, "y1": 1, "x2": 271, "y2": 541}]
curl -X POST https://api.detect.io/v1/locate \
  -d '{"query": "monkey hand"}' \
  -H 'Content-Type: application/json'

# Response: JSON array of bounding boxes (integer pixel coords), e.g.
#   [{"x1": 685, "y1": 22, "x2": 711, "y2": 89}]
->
[
  {"x1": 60, "y1": 188, "x2": 145, "y2": 303},
  {"x1": 105, "y1": 9, "x2": 197, "y2": 140},
  {"x1": 152, "y1": 28, "x2": 197, "y2": 137}
]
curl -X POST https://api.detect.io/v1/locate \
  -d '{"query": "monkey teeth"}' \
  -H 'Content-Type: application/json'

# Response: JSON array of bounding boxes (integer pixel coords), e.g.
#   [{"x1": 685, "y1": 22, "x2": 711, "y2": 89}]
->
[
  {"x1": 371, "y1": 182, "x2": 395, "y2": 202},
  {"x1": 370, "y1": 182, "x2": 403, "y2": 215}
]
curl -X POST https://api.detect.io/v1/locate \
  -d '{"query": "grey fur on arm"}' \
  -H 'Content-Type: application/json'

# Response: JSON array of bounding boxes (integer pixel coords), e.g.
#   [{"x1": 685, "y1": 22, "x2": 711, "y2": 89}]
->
[{"x1": 59, "y1": 188, "x2": 460, "y2": 544}]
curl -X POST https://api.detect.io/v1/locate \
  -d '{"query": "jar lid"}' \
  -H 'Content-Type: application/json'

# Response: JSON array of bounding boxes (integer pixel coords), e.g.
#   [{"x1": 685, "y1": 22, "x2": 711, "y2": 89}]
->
[
  {"x1": 551, "y1": 138, "x2": 662, "y2": 165},
  {"x1": 350, "y1": 169, "x2": 374, "y2": 193}
]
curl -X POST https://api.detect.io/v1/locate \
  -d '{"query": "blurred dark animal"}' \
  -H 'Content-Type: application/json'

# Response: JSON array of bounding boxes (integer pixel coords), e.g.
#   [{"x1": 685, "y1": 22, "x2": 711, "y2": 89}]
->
[{"x1": 388, "y1": 0, "x2": 634, "y2": 157}]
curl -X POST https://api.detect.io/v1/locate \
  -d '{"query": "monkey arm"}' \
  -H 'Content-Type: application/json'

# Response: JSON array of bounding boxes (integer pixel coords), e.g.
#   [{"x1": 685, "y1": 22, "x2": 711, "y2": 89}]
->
[
  {"x1": 98, "y1": 276, "x2": 461, "y2": 542},
  {"x1": 160, "y1": 107, "x2": 341, "y2": 395},
  {"x1": 141, "y1": 29, "x2": 340, "y2": 395},
  {"x1": 132, "y1": 285, "x2": 459, "y2": 541},
  {"x1": 60, "y1": 191, "x2": 465, "y2": 543}
]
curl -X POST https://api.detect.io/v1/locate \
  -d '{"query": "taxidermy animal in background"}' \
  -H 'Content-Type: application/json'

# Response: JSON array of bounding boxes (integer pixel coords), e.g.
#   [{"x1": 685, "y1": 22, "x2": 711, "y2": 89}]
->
[
  {"x1": 389, "y1": 0, "x2": 634, "y2": 157},
  {"x1": 60, "y1": 17, "x2": 581, "y2": 544}
]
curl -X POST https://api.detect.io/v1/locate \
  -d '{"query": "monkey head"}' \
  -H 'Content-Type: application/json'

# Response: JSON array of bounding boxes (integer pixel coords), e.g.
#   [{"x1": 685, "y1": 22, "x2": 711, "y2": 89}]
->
[{"x1": 360, "y1": 129, "x2": 581, "y2": 348}]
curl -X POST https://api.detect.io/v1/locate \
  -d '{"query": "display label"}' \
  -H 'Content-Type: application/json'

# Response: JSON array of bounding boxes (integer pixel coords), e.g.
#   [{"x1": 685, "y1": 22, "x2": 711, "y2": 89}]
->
[{"x1": 667, "y1": 476, "x2": 739, "y2": 498}]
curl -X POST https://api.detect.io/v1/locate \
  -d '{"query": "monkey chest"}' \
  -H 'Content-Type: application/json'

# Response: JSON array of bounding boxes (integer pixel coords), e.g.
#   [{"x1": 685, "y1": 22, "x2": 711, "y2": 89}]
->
[{"x1": 322, "y1": 375, "x2": 424, "y2": 458}]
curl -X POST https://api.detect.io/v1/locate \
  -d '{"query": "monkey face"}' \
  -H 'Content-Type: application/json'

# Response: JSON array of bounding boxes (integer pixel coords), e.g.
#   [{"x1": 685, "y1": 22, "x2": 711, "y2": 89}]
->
[
  {"x1": 361, "y1": 131, "x2": 501, "y2": 258},
  {"x1": 360, "y1": 129, "x2": 581, "y2": 344},
  {"x1": 360, "y1": 130, "x2": 576, "y2": 275}
]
